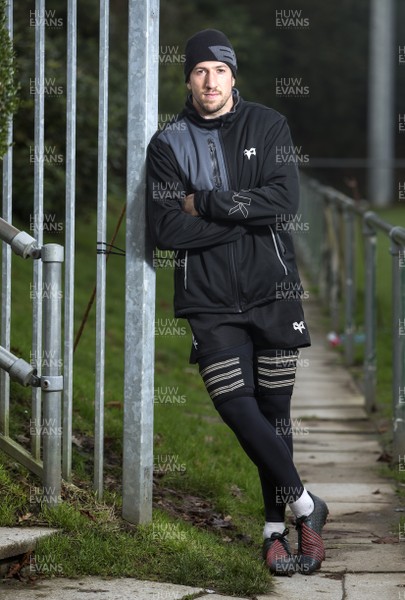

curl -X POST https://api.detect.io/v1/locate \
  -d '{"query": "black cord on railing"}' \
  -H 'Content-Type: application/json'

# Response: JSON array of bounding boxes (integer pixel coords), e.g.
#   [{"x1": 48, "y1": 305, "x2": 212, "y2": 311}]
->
[
  {"x1": 74, "y1": 202, "x2": 126, "y2": 352},
  {"x1": 96, "y1": 241, "x2": 125, "y2": 257}
]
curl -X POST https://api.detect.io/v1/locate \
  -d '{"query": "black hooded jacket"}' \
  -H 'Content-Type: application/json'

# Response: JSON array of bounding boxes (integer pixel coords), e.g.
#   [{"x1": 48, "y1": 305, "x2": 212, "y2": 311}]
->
[{"x1": 147, "y1": 90, "x2": 304, "y2": 317}]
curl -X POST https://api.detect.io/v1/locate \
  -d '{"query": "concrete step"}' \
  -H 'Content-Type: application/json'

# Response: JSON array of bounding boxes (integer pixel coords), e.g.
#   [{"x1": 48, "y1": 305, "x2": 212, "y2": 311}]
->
[{"x1": 0, "y1": 527, "x2": 57, "y2": 562}]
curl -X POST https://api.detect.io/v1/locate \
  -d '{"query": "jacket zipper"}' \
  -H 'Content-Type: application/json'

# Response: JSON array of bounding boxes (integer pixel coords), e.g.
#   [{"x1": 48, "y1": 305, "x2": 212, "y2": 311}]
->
[
  {"x1": 207, "y1": 138, "x2": 222, "y2": 190},
  {"x1": 208, "y1": 133, "x2": 241, "y2": 310},
  {"x1": 183, "y1": 250, "x2": 188, "y2": 289},
  {"x1": 229, "y1": 244, "x2": 242, "y2": 311},
  {"x1": 269, "y1": 227, "x2": 288, "y2": 276}
]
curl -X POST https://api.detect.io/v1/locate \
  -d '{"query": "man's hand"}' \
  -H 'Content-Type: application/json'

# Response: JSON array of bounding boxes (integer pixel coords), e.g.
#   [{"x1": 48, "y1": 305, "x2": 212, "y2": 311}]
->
[{"x1": 182, "y1": 193, "x2": 199, "y2": 216}]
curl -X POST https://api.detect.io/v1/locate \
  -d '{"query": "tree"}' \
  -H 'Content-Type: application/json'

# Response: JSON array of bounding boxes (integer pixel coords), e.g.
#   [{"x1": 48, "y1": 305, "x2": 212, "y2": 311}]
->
[{"x1": 0, "y1": 0, "x2": 19, "y2": 159}]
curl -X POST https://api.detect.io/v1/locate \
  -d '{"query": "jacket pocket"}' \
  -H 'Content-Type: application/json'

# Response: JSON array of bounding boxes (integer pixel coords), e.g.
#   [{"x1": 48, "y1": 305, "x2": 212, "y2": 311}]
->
[{"x1": 269, "y1": 226, "x2": 288, "y2": 276}]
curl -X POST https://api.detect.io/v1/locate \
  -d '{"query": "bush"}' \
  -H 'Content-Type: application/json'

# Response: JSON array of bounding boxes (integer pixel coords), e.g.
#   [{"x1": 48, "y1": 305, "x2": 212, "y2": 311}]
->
[{"x1": 0, "y1": 0, "x2": 19, "y2": 159}]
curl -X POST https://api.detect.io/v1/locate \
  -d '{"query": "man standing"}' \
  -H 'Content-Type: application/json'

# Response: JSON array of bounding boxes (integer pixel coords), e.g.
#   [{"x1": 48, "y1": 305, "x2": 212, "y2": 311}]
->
[{"x1": 147, "y1": 29, "x2": 328, "y2": 575}]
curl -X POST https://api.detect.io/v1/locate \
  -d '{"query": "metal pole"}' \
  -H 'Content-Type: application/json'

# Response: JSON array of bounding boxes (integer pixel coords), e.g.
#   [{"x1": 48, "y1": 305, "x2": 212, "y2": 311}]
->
[
  {"x1": 363, "y1": 214, "x2": 377, "y2": 412},
  {"x1": 94, "y1": 0, "x2": 110, "y2": 499},
  {"x1": 63, "y1": 0, "x2": 78, "y2": 482},
  {"x1": 32, "y1": 0, "x2": 46, "y2": 460},
  {"x1": 367, "y1": 0, "x2": 395, "y2": 207},
  {"x1": 391, "y1": 229, "x2": 405, "y2": 457},
  {"x1": 344, "y1": 207, "x2": 355, "y2": 365},
  {"x1": 0, "y1": 218, "x2": 39, "y2": 258},
  {"x1": 0, "y1": 346, "x2": 39, "y2": 387},
  {"x1": 41, "y1": 244, "x2": 64, "y2": 506},
  {"x1": 331, "y1": 203, "x2": 340, "y2": 331},
  {"x1": 0, "y1": 0, "x2": 14, "y2": 438},
  {"x1": 123, "y1": 0, "x2": 159, "y2": 524},
  {"x1": 327, "y1": 201, "x2": 340, "y2": 331}
]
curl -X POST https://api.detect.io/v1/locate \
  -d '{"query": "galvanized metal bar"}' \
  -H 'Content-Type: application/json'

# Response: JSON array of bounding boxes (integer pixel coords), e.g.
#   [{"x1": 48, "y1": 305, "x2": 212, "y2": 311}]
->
[
  {"x1": 0, "y1": 0, "x2": 14, "y2": 438},
  {"x1": 123, "y1": 0, "x2": 159, "y2": 524},
  {"x1": 41, "y1": 244, "x2": 64, "y2": 506},
  {"x1": 363, "y1": 214, "x2": 377, "y2": 412},
  {"x1": 364, "y1": 211, "x2": 394, "y2": 235},
  {"x1": 391, "y1": 227, "x2": 405, "y2": 246},
  {"x1": 0, "y1": 218, "x2": 39, "y2": 258},
  {"x1": 0, "y1": 435, "x2": 43, "y2": 478},
  {"x1": 330, "y1": 203, "x2": 340, "y2": 332},
  {"x1": 343, "y1": 207, "x2": 355, "y2": 365},
  {"x1": 324, "y1": 200, "x2": 340, "y2": 330},
  {"x1": 296, "y1": 176, "x2": 325, "y2": 287},
  {"x1": 368, "y1": 0, "x2": 395, "y2": 207},
  {"x1": 31, "y1": 0, "x2": 46, "y2": 460},
  {"x1": 94, "y1": 0, "x2": 110, "y2": 498},
  {"x1": 63, "y1": 0, "x2": 78, "y2": 482},
  {"x1": 0, "y1": 219, "x2": 18, "y2": 245},
  {"x1": 0, "y1": 346, "x2": 39, "y2": 387},
  {"x1": 391, "y1": 230, "x2": 405, "y2": 457}
]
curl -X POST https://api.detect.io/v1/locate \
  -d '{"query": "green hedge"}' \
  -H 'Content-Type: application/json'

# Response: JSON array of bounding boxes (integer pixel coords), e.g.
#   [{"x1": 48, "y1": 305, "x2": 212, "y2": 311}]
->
[{"x1": 0, "y1": 0, "x2": 18, "y2": 159}]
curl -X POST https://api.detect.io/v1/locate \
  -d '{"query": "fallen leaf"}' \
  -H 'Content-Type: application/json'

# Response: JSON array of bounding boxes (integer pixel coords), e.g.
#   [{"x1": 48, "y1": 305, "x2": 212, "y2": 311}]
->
[
  {"x1": 18, "y1": 513, "x2": 33, "y2": 523},
  {"x1": 377, "y1": 451, "x2": 392, "y2": 463},
  {"x1": 230, "y1": 484, "x2": 243, "y2": 498}
]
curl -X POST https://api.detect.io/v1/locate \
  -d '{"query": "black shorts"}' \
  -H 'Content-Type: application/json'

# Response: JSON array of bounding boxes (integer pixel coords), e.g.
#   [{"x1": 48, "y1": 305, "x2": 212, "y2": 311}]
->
[{"x1": 187, "y1": 299, "x2": 311, "y2": 364}]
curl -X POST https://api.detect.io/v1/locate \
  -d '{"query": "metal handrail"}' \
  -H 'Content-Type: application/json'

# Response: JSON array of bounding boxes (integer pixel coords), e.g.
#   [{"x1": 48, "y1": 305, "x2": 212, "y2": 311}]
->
[
  {"x1": 0, "y1": 217, "x2": 41, "y2": 259},
  {"x1": 297, "y1": 175, "x2": 405, "y2": 458},
  {"x1": 0, "y1": 218, "x2": 64, "y2": 505}
]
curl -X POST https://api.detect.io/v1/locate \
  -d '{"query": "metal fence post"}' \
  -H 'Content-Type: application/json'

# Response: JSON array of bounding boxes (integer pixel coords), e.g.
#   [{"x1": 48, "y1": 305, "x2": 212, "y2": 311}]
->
[
  {"x1": 63, "y1": 0, "x2": 78, "y2": 482},
  {"x1": 123, "y1": 0, "x2": 159, "y2": 524},
  {"x1": 343, "y1": 206, "x2": 355, "y2": 365},
  {"x1": 31, "y1": 0, "x2": 46, "y2": 461},
  {"x1": 0, "y1": 0, "x2": 14, "y2": 440},
  {"x1": 391, "y1": 229, "x2": 405, "y2": 458},
  {"x1": 41, "y1": 244, "x2": 64, "y2": 506},
  {"x1": 324, "y1": 199, "x2": 340, "y2": 331},
  {"x1": 94, "y1": 0, "x2": 110, "y2": 500},
  {"x1": 363, "y1": 213, "x2": 377, "y2": 412}
]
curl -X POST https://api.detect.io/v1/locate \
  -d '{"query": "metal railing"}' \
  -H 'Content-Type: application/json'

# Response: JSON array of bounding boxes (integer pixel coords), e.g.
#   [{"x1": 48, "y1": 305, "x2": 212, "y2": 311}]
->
[
  {"x1": 0, "y1": 217, "x2": 63, "y2": 504},
  {"x1": 296, "y1": 175, "x2": 405, "y2": 457},
  {"x1": 1, "y1": 0, "x2": 158, "y2": 523}
]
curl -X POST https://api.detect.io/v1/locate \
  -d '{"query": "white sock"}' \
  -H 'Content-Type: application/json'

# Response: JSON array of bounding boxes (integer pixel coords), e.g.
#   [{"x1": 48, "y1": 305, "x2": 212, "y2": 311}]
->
[
  {"x1": 263, "y1": 521, "x2": 286, "y2": 540},
  {"x1": 288, "y1": 489, "x2": 314, "y2": 519}
]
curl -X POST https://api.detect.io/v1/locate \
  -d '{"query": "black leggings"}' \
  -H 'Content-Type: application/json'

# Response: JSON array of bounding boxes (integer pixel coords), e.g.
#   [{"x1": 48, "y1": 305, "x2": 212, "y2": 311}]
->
[{"x1": 198, "y1": 342, "x2": 303, "y2": 522}]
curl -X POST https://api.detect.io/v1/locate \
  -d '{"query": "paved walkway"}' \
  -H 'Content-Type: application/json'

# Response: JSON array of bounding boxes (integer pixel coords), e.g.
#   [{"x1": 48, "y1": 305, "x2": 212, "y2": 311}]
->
[
  {"x1": 259, "y1": 298, "x2": 404, "y2": 599},
  {"x1": 1, "y1": 295, "x2": 404, "y2": 599}
]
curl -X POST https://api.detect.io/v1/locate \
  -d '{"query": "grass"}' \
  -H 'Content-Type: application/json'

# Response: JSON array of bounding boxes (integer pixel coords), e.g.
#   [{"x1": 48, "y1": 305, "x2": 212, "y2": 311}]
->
[
  {"x1": 0, "y1": 460, "x2": 270, "y2": 595},
  {"x1": 0, "y1": 195, "x2": 273, "y2": 597},
  {"x1": 1, "y1": 197, "x2": 404, "y2": 593}
]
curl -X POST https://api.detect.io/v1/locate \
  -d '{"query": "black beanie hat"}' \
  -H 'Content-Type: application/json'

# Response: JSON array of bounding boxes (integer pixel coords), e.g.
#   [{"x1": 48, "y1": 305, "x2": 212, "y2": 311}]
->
[{"x1": 184, "y1": 29, "x2": 237, "y2": 82}]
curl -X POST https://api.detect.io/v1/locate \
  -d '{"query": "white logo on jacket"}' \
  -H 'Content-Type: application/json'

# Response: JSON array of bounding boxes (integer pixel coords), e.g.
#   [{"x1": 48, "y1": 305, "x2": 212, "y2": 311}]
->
[
  {"x1": 228, "y1": 192, "x2": 252, "y2": 218},
  {"x1": 243, "y1": 148, "x2": 256, "y2": 160}
]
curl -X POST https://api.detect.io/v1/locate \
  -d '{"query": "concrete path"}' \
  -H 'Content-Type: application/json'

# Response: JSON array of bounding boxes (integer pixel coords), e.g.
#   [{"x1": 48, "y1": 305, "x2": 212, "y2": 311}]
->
[
  {"x1": 0, "y1": 296, "x2": 404, "y2": 599},
  {"x1": 255, "y1": 299, "x2": 405, "y2": 600}
]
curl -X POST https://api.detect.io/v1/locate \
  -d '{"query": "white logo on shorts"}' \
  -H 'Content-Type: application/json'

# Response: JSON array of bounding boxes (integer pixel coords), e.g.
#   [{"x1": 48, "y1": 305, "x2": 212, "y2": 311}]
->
[{"x1": 293, "y1": 321, "x2": 306, "y2": 333}]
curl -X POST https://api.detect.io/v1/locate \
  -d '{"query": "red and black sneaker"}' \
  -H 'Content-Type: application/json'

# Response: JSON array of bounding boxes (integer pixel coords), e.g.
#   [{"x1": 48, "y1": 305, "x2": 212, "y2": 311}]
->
[
  {"x1": 295, "y1": 492, "x2": 329, "y2": 574},
  {"x1": 262, "y1": 528, "x2": 295, "y2": 576}
]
